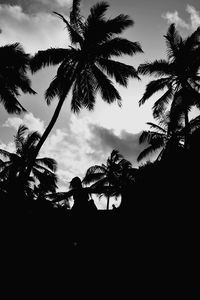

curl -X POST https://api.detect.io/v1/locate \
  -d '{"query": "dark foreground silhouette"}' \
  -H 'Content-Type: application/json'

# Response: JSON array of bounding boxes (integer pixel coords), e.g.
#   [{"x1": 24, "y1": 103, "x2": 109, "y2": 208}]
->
[{"x1": 0, "y1": 150, "x2": 199, "y2": 294}]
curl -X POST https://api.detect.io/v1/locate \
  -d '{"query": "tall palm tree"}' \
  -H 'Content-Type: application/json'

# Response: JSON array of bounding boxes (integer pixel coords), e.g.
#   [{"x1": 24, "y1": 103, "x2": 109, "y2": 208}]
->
[
  {"x1": 138, "y1": 23, "x2": 200, "y2": 150},
  {"x1": 0, "y1": 43, "x2": 36, "y2": 114},
  {"x1": 137, "y1": 113, "x2": 184, "y2": 163},
  {"x1": 83, "y1": 149, "x2": 133, "y2": 209},
  {"x1": 27, "y1": 0, "x2": 143, "y2": 182},
  {"x1": 0, "y1": 125, "x2": 57, "y2": 199}
]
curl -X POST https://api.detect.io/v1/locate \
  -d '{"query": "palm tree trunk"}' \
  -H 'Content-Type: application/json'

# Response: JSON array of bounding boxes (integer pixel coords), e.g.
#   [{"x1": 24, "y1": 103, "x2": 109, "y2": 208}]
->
[
  {"x1": 20, "y1": 96, "x2": 66, "y2": 188},
  {"x1": 19, "y1": 69, "x2": 78, "y2": 192},
  {"x1": 184, "y1": 108, "x2": 189, "y2": 150},
  {"x1": 106, "y1": 195, "x2": 110, "y2": 210}
]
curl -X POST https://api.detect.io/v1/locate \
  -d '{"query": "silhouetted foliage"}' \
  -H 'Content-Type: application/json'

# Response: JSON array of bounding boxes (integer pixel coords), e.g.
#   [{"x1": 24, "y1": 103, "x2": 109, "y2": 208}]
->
[
  {"x1": 0, "y1": 125, "x2": 57, "y2": 200},
  {"x1": 24, "y1": 0, "x2": 143, "y2": 187},
  {"x1": 83, "y1": 149, "x2": 136, "y2": 209},
  {"x1": 1, "y1": 2, "x2": 200, "y2": 277},
  {"x1": 138, "y1": 23, "x2": 200, "y2": 149},
  {"x1": 0, "y1": 43, "x2": 36, "y2": 114},
  {"x1": 137, "y1": 112, "x2": 184, "y2": 162}
]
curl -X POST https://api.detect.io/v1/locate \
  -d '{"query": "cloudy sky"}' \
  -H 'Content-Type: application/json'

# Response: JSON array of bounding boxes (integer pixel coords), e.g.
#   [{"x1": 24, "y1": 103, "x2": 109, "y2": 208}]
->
[{"x1": 0, "y1": 0, "x2": 200, "y2": 206}]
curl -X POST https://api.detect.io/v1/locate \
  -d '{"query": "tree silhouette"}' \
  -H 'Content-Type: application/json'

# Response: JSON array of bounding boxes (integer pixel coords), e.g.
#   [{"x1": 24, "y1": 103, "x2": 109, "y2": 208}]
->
[
  {"x1": 137, "y1": 113, "x2": 184, "y2": 162},
  {"x1": 25, "y1": 0, "x2": 143, "y2": 185},
  {"x1": 0, "y1": 125, "x2": 57, "y2": 199},
  {"x1": 0, "y1": 43, "x2": 36, "y2": 114},
  {"x1": 138, "y1": 24, "x2": 200, "y2": 150},
  {"x1": 83, "y1": 149, "x2": 133, "y2": 209}
]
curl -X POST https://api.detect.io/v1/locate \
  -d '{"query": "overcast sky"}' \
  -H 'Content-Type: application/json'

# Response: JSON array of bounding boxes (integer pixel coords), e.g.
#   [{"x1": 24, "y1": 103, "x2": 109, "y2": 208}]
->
[{"x1": 0, "y1": 0, "x2": 200, "y2": 207}]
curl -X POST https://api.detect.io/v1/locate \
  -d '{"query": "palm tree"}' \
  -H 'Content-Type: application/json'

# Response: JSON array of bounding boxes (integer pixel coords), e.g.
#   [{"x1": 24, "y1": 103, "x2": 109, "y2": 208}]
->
[
  {"x1": 0, "y1": 42, "x2": 36, "y2": 114},
  {"x1": 185, "y1": 114, "x2": 200, "y2": 156},
  {"x1": 83, "y1": 149, "x2": 133, "y2": 209},
  {"x1": 0, "y1": 125, "x2": 57, "y2": 199},
  {"x1": 138, "y1": 23, "x2": 200, "y2": 150},
  {"x1": 137, "y1": 113, "x2": 184, "y2": 163},
  {"x1": 110, "y1": 158, "x2": 137, "y2": 210},
  {"x1": 27, "y1": 0, "x2": 143, "y2": 182}
]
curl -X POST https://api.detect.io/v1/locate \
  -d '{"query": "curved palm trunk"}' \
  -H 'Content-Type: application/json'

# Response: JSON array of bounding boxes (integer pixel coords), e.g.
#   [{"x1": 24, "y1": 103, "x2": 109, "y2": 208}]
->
[
  {"x1": 106, "y1": 182, "x2": 111, "y2": 210},
  {"x1": 106, "y1": 195, "x2": 110, "y2": 210},
  {"x1": 18, "y1": 70, "x2": 78, "y2": 194},
  {"x1": 184, "y1": 109, "x2": 189, "y2": 151},
  {"x1": 19, "y1": 96, "x2": 66, "y2": 190}
]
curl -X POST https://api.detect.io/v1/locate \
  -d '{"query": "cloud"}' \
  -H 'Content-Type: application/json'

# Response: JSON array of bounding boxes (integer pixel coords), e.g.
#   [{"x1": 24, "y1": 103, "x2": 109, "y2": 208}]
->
[
  {"x1": 162, "y1": 5, "x2": 200, "y2": 30},
  {"x1": 0, "y1": 1, "x2": 73, "y2": 14},
  {"x1": 0, "y1": 141, "x2": 15, "y2": 154},
  {"x1": 1, "y1": 112, "x2": 147, "y2": 208},
  {"x1": 88, "y1": 125, "x2": 145, "y2": 166},
  {"x1": 2, "y1": 113, "x2": 145, "y2": 182},
  {"x1": 56, "y1": 0, "x2": 72, "y2": 7},
  {"x1": 162, "y1": 11, "x2": 189, "y2": 29},
  {"x1": 3, "y1": 113, "x2": 45, "y2": 133},
  {"x1": 0, "y1": 4, "x2": 70, "y2": 54},
  {"x1": 186, "y1": 5, "x2": 200, "y2": 29},
  {"x1": 1, "y1": 113, "x2": 146, "y2": 208}
]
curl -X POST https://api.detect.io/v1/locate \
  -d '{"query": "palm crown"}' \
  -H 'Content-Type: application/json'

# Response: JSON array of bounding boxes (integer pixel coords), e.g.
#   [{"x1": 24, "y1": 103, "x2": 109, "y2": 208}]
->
[
  {"x1": 137, "y1": 113, "x2": 184, "y2": 162},
  {"x1": 83, "y1": 149, "x2": 134, "y2": 209},
  {"x1": 31, "y1": 0, "x2": 143, "y2": 112},
  {"x1": 0, "y1": 125, "x2": 57, "y2": 197},
  {"x1": 0, "y1": 43, "x2": 36, "y2": 114},
  {"x1": 138, "y1": 24, "x2": 200, "y2": 120},
  {"x1": 21, "y1": 0, "x2": 143, "y2": 188}
]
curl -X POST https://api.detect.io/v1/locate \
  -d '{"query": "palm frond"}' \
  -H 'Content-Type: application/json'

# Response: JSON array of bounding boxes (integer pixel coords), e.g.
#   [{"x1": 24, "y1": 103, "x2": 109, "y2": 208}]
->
[
  {"x1": 71, "y1": 68, "x2": 97, "y2": 113},
  {"x1": 146, "y1": 122, "x2": 167, "y2": 133},
  {"x1": 88, "y1": 2, "x2": 109, "y2": 21},
  {"x1": 187, "y1": 85, "x2": 200, "y2": 109},
  {"x1": 88, "y1": 176, "x2": 110, "y2": 190},
  {"x1": 0, "y1": 88, "x2": 27, "y2": 114},
  {"x1": 98, "y1": 37, "x2": 143, "y2": 58},
  {"x1": 139, "y1": 130, "x2": 165, "y2": 144},
  {"x1": 70, "y1": 0, "x2": 83, "y2": 29},
  {"x1": 32, "y1": 168, "x2": 58, "y2": 187},
  {"x1": 14, "y1": 72, "x2": 37, "y2": 95},
  {"x1": 0, "y1": 43, "x2": 30, "y2": 71},
  {"x1": 23, "y1": 131, "x2": 41, "y2": 153},
  {"x1": 105, "y1": 14, "x2": 134, "y2": 35},
  {"x1": 82, "y1": 172, "x2": 105, "y2": 185},
  {"x1": 92, "y1": 65, "x2": 121, "y2": 105},
  {"x1": 83, "y1": 164, "x2": 106, "y2": 185},
  {"x1": 138, "y1": 59, "x2": 172, "y2": 77},
  {"x1": 152, "y1": 88, "x2": 174, "y2": 117},
  {"x1": 30, "y1": 48, "x2": 68, "y2": 73},
  {"x1": 53, "y1": 12, "x2": 83, "y2": 45},
  {"x1": 109, "y1": 149, "x2": 123, "y2": 163},
  {"x1": 36, "y1": 158, "x2": 57, "y2": 172},
  {"x1": 85, "y1": 4, "x2": 135, "y2": 45},
  {"x1": 137, "y1": 144, "x2": 162, "y2": 162},
  {"x1": 164, "y1": 23, "x2": 183, "y2": 60},
  {"x1": 98, "y1": 58, "x2": 140, "y2": 85},
  {"x1": 118, "y1": 158, "x2": 132, "y2": 170},
  {"x1": 189, "y1": 79, "x2": 200, "y2": 93},
  {"x1": 0, "y1": 149, "x2": 17, "y2": 160},
  {"x1": 189, "y1": 115, "x2": 200, "y2": 133},
  {"x1": 45, "y1": 75, "x2": 61, "y2": 105},
  {"x1": 139, "y1": 77, "x2": 171, "y2": 106},
  {"x1": 14, "y1": 124, "x2": 28, "y2": 153}
]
